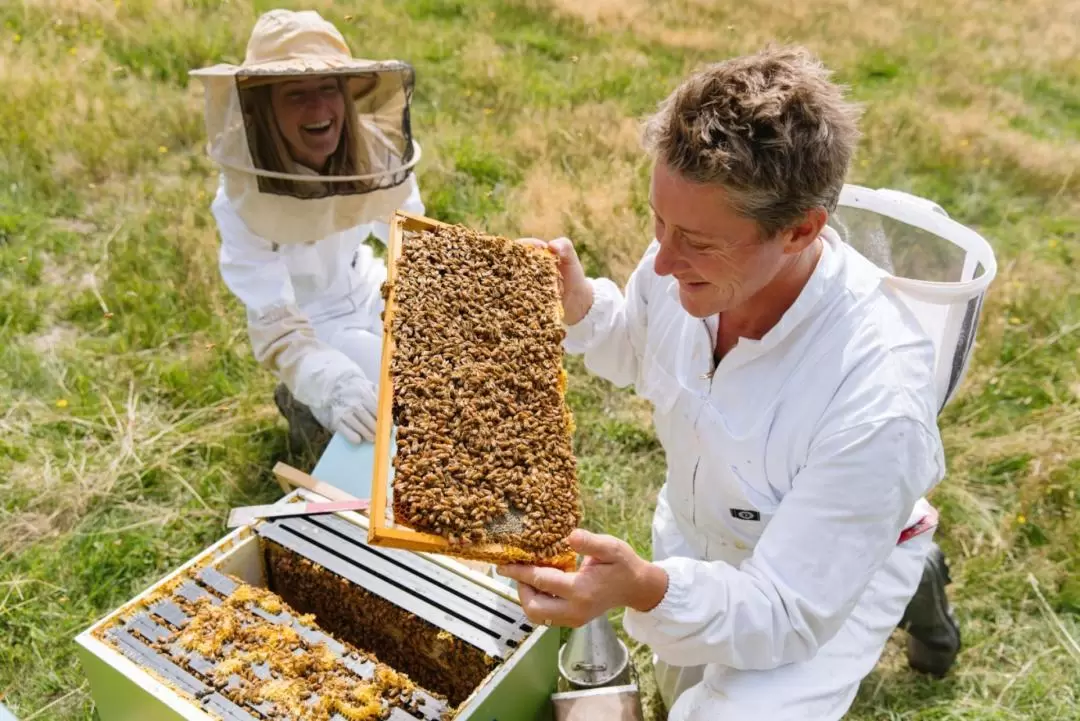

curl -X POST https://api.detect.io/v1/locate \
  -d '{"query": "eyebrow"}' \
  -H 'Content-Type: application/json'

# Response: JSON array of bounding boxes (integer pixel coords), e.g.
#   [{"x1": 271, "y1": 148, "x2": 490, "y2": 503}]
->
[
  {"x1": 280, "y1": 80, "x2": 336, "y2": 92},
  {"x1": 648, "y1": 201, "x2": 713, "y2": 239}
]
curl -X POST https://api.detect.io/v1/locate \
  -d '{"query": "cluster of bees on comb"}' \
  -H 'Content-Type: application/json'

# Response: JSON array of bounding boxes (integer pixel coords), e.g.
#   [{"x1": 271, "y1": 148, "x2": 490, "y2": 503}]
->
[
  {"x1": 96, "y1": 563, "x2": 450, "y2": 721},
  {"x1": 266, "y1": 542, "x2": 496, "y2": 707},
  {"x1": 384, "y1": 225, "x2": 581, "y2": 562},
  {"x1": 173, "y1": 591, "x2": 425, "y2": 720}
]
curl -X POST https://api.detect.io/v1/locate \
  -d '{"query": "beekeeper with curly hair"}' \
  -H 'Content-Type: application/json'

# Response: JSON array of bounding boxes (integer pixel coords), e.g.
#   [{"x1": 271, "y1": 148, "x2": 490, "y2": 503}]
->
[
  {"x1": 504, "y1": 46, "x2": 997, "y2": 720},
  {"x1": 191, "y1": 9, "x2": 424, "y2": 447}
]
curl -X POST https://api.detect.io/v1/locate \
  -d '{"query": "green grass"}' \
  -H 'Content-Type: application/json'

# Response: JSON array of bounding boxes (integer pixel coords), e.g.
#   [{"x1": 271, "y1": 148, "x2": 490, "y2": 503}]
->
[{"x1": 2, "y1": 0, "x2": 1078, "y2": 718}]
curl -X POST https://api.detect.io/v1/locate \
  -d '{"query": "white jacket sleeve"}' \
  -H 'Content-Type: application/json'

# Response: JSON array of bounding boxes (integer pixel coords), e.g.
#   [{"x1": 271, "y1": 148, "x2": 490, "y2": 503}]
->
[
  {"x1": 213, "y1": 189, "x2": 370, "y2": 411},
  {"x1": 562, "y1": 241, "x2": 659, "y2": 388},
  {"x1": 622, "y1": 415, "x2": 945, "y2": 670}
]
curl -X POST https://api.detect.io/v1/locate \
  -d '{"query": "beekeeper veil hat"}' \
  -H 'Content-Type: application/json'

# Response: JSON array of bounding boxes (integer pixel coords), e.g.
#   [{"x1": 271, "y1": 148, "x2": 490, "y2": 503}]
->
[
  {"x1": 190, "y1": 9, "x2": 420, "y2": 244},
  {"x1": 828, "y1": 186, "x2": 998, "y2": 411}
]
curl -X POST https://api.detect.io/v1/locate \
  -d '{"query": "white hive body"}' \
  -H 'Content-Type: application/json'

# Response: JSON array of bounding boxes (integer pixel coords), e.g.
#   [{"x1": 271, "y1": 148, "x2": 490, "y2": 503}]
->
[{"x1": 75, "y1": 489, "x2": 562, "y2": 721}]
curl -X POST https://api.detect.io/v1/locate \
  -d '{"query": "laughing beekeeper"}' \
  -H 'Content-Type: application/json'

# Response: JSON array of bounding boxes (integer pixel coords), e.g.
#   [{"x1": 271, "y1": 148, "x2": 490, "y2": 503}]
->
[
  {"x1": 501, "y1": 46, "x2": 998, "y2": 720},
  {"x1": 191, "y1": 9, "x2": 424, "y2": 449}
]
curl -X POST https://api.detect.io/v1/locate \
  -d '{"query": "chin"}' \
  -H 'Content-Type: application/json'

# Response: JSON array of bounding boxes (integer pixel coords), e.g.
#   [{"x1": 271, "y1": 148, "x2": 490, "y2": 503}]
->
[
  {"x1": 677, "y1": 286, "x2": 723, "y2": 318},
  {"x1": 680, "y1": 303, "x2": 718, "y2": 319}
]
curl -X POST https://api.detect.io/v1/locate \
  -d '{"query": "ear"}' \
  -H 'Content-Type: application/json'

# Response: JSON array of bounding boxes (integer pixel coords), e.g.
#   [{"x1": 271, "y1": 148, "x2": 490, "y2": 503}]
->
[{"x1": 782, "y1": 207, "x2": 827, "y2": 255}]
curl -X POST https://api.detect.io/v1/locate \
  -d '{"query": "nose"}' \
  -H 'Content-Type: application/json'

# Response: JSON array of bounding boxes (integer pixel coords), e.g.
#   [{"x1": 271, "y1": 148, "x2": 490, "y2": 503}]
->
[
  {"x1": 296, "y1": 91, "x2": 333, "y2": 114},
  {"x1": 307, "y1": 95, "x2": 331, "y2": 113},
  {"x1": 652, "y1": 228, "x2": 680, "y2": 277}
]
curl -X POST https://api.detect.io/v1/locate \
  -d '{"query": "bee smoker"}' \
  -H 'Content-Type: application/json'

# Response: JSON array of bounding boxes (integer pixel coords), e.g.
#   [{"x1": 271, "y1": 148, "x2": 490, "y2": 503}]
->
[
  {"x1": 558, "y1": 615, "x2": 632, "y2": 689},
  {"x1": 551, "y1": 616, "x2": 644, "y2": 721}
]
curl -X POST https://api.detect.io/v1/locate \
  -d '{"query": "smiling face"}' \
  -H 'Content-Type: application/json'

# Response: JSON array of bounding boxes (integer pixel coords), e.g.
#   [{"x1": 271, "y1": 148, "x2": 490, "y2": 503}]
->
[
  {"x1": 650, "y1": 161, "x2": 800, "y2": 319},
  {"x1": 641, "y1": 49, "x2": 858, "y2": 323},
  {"x1": 269, "y1": 76, "x2": 347, "y2": 170}
]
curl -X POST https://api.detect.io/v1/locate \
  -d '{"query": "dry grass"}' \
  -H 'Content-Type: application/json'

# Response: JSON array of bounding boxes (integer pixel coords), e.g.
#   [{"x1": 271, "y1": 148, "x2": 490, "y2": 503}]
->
[
  {"x1": 546, "y1": 0, "x2": 1080, "y2": 67},
  {"x1": 502, "y1": 102, "x2": 652, "y2": 280},
  {"x1": 505, "y1": 161, "x2": 650, "y2": 281},
  {"x1": 1, "y1": 0, "x2": 1078, "y2": 719},
  {"x1": 0, "y1": 392, "x2": 266, "y2": 557}
]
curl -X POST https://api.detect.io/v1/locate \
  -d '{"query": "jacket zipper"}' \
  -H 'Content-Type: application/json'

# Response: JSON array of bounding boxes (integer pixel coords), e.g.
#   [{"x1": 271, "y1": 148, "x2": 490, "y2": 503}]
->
[
  {"x1": 691, "y1": 458, "x2": 699, "y2": 527},
  {"x1": 692, "y1": 317, "x2": 717, "y2": 539}
]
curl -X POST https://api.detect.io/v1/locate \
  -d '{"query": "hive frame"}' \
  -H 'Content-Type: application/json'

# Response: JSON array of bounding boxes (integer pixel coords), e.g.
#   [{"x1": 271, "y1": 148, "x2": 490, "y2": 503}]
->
[{"x1": 366, "y1": 212, "x2": 578, "y2": 570}]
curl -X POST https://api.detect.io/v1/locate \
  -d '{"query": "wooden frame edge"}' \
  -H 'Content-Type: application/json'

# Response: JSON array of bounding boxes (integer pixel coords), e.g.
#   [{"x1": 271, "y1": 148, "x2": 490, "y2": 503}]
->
[
  {"x1": 272, "y1": 462, "x2": 356, "y2": 503},
  {"x1": 367, "y1": 211, "x2": 452, "y2": 554}
]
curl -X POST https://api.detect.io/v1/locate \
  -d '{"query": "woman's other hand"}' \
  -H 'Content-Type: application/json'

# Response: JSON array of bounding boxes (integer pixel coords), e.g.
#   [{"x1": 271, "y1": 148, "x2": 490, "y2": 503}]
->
[{"x1": 327, "y1": 372, "x2": 378, "y2": 444}]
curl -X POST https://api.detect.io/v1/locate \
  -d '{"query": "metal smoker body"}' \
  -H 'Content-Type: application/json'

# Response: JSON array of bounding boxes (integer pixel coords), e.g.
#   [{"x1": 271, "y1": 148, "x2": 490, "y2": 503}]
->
[{"x1": 552, "y1": 616, "x2": 643, "y2": 721}]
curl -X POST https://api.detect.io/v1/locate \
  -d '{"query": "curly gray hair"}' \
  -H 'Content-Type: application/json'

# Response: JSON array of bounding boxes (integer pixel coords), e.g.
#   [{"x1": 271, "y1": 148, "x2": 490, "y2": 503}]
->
[{"x1": 643, "y1": 46, "x2": 862, "y2": 237}]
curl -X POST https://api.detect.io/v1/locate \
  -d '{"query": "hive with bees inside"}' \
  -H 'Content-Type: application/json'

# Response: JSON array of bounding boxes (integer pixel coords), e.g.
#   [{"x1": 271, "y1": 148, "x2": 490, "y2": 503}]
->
[
  {"x1": 76, "y1": 488, "x2": 562, "y2": 721},
  {"x1": 367, "y1": 211, "x2": 581, "y2": 570}
]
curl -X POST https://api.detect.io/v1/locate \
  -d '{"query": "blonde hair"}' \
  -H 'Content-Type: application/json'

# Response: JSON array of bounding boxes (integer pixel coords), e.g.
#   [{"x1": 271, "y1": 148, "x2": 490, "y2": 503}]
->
[
  {"x1": 240, "y1": 77, "x2": 371, "y2": 197},
  {"x1": 643, "y1": 46, "x2": 862, "y2": 237}
]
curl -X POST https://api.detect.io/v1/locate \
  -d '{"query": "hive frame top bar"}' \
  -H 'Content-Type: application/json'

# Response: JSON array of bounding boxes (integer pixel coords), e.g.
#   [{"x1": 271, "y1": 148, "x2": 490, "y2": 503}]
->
[
  {"x1": 257, "y1": 513, "x2": 534, "y2": 660},
  {"x1": 98, "y1": 548, "x2": 450, "y2": 721},
  {"x1": 286, "y1": 485, "x2": 520, "y2": 604}
]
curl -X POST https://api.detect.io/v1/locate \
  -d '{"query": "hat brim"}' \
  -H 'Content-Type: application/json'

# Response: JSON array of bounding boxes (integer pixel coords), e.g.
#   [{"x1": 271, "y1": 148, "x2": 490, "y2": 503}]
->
[
  {"x1": 236, "y1": 72, "x2": 379, "y2": 99},
  {"x1": 191, "y1": 58, "x2": 412, "y2": 96}
]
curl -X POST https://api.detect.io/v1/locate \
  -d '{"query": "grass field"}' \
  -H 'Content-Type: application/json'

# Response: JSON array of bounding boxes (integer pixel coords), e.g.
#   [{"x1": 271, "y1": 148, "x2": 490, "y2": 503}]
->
[{"x1": 1, "y1": 0, "x2": 1079, "y2": 718}]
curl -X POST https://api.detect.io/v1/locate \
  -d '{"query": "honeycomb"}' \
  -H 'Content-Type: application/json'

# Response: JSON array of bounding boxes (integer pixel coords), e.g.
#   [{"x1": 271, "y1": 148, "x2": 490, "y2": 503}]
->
[
  {"x1": 95, "y1": 562, "x2": 451, "y2": 721},
  {"x1": 265, "y1": 541, "x2": 497, "y2": 707},
  {"x1": 383, "y1": 224, "x2": 581, "y2": 569}
]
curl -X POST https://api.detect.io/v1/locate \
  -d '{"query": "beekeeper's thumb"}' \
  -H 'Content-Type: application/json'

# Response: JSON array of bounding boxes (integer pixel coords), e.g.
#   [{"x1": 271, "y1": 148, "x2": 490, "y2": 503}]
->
[{"x1": 568, "y1": 529, "x2": 624, "y2": 563}]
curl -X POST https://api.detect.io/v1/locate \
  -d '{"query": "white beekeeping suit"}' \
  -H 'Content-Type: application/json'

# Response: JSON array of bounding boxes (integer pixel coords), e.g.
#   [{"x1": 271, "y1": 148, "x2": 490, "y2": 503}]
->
[
  {"x1": 190, "y1": 9, "x2": 425, "y2": 443},
  {"x1": 563, "y1": 185, "x2": 995, "y2": 720}
]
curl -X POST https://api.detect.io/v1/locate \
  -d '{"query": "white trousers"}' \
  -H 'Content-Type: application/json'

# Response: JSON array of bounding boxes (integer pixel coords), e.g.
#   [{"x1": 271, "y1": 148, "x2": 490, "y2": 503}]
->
[
  {"x1": 307, "y1": 311, "x2": 383, "y2": 429},
  {"x1": 657, "y1": 531, "x2": 933, "y2": 721}
]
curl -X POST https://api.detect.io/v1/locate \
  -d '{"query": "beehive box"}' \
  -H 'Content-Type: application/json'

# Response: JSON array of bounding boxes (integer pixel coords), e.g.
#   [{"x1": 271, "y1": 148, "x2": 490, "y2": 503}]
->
[
  {"x1": 76, "y1": 490, "x2": 561, "y2": 721},
  {"x1": 367, "y1": 212, "x2": 580, "y2": 570}
]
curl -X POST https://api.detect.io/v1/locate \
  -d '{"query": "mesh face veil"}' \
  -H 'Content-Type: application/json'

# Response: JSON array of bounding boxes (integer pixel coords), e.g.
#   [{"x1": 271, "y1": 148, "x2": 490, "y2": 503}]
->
[
  {"x1": 190, "y1": 10, "x2": 421, "y2": 245},
  {"x1": 827, "y1": 186, "x2": 998, "y2": 411}
]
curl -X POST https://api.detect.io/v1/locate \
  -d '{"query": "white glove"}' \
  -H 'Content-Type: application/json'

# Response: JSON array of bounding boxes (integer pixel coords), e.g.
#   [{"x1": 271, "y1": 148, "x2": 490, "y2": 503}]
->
[{"x1": 326, "y1": 372, "x2": 379, "y2": 444}]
